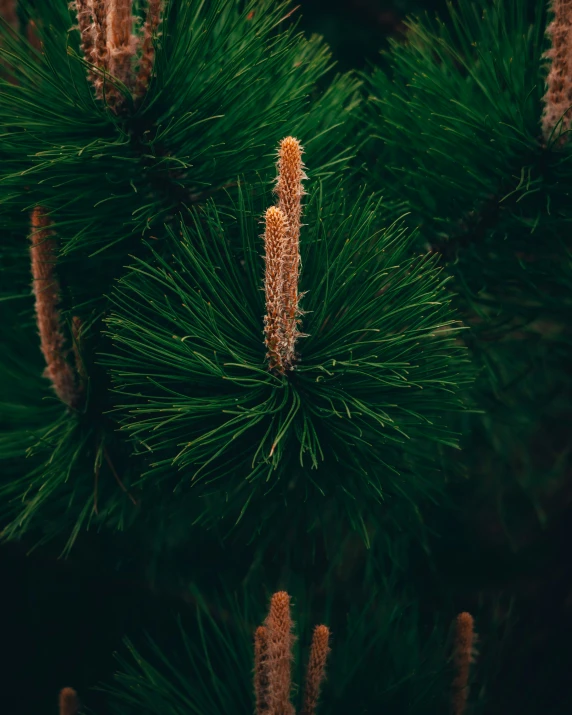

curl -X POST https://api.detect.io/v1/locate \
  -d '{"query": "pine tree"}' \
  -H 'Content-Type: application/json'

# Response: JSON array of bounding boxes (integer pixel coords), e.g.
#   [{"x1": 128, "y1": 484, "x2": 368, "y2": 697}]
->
[{"x1": 2, "y1": 1, "x2": 572, "y2": 714}]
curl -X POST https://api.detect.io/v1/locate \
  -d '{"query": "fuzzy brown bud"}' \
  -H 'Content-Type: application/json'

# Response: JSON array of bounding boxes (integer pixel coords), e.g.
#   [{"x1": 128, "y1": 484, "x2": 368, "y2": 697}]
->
[
  {"x1": 263, "y1": 206, "x2": 287, "y2": 374},
  {"x1": 300, "y1": 624, "x2": 331, "y2": 715},
  {"x1": 451, "y1": 612, "x2": 476, "y2": 715},
  {"x1": 135, "y1": 0, "x2": 162, "y2": 98},
  {"x1": 30, "y1": 208, "x2": 81, "y2": 409},
  {"x1": 59, "y1": 687, "x2": 79, "y2": 715},
  {"x1": 264, "y1": 591, "x2": 295, "y2": 715},
  {"x1": 254, "y1": 625, "x2": 270, "y2": 715},
  {"x1": 542, "y1": 0, "x2": 572, "y2": 142},
  {"x1": 275, "y1": 136, "x2": 305, "y2": 369}
]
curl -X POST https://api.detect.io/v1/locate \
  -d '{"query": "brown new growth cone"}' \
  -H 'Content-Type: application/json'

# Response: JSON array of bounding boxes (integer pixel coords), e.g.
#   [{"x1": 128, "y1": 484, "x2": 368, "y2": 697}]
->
[
  {"x1": 451, "y1": 612, "x2": 476, "y2": 715},
  {"x1": 542, "y1": 0, "x2": 572, "y2": 142},
  {"x1": 0, "y1": 0, "x2": 18, "y2": 28},
  {"x1": 253, "y1": 592, "x2": 331, "y2": 715},
  {"x1": 275, "y1": 137, "x2": 305, "y2": 369},
  {"x1": 70, "y1": 0, "x2": 162, "y2": 109},
  {"x1": 262, "y1": 137, "x2": 306, "y2": 373},
  {"x1": 108, "y1": 0, "x2": 138, "y2": 99},
  {"x1": 135, "y1": 0, "x2": 163, "y2": 97},
  {"x1": 73, "y1": 0, "x2": 94, "y2": 65},
  {"x1": 254, "y1": 625, "x2": 271, "y2": 714},
  {"x1": 30, "y1": 208, "x2": 82, "y2": 410},
  {"x1": 59, "y1": 687, "x2": 79, "y2": 715},
  {"x1": 264, "y1": 206, "x2": 288, "y2": 374},
  {"x1": 265, "y1": 591, "x2": 296, "y2": 715},
  {"x1": 300, "y1": 625, "x2": 330, "y2": 715}
]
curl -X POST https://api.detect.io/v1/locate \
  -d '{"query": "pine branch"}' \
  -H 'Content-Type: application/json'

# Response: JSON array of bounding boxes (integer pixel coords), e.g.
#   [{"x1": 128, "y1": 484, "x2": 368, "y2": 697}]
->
[
  {"x1": 30, "y1": 207, "x2": 82, "y2": 410},
  {"x1": 106, "y1": 181, "x2": 470, "y2": 533}
]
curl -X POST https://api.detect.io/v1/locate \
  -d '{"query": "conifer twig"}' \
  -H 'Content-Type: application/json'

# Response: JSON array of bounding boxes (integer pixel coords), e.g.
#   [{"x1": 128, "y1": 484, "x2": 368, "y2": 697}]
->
[
  {"x1": 254, "y1": 625, "x2": 270, "y2": 714},
  {"x1": 135, "y1": 0, "x2": 162, "y2": 98},
  {"x1": 300, "y1": 625, "x2": 331, "y2": 715},
  {"x1": 275, "y1": 137, "x2": 306, "y2": 369},
  {"x1": 264, "y1": 591, "x2": 295, "y2": 715},
  {"x1": 30, "y1": 208, "x2": 81, "y2": 410},
  {"x1": 58, "y1": 687, "x2": 79, "y2": 715},
  {"x1": 542, "y1": 0, "x2": 572, "y2": 143},
  {"x1": 451, "y1": 612, "x2": 475, "y2": 715},
  {"x1": 264, "y1": 206, "x2": 287, "y2": 374}
]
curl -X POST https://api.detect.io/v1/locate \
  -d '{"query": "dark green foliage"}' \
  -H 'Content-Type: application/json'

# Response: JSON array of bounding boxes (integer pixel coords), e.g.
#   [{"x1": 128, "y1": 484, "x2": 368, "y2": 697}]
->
[
  {"x1": 104, "y1": 183, "x2": 471, "y2": 536},
  {"x1": 104, "y1": 582, "x2": 457, "y2": 715},
  {"x1": 363, "y1": 0, "x2": 572, "y2": 534},
  {"x1": 0, "y1": 0, "x2": 362, "y2": 548},
  {"x1": 364, "y1": 0, "x2": 572, "y2": 341},
  {"x1": 1, "y1": 0, "x2": 360, "y2": 267},
  {"x1": 2, "y1": 0, "x2": 571, "y2": 712}
]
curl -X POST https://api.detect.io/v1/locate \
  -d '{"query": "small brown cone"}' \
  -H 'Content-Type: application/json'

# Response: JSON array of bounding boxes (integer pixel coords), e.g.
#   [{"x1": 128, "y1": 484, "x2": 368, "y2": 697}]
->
[
  {"x1": 90, "y1": 0, "x2": 110, "y2": 101},
  {"x1": 275, "y1": 136, "x2": 305, "y2": 369},
  {"x1": 72, "y1": 0, "x2": 94, "y2": 62},
  {"x1": 254, "y1": 625, "x2": 270, "y2": 715},
  {"x1": 263, "y1": 206, "x2": 287, "y2": 374},
  {"x1": 135, "y1": 0, "x2": 163, "y2": 98},
  {"x1": 59, "y1": 687, "x2": 79, "y2": 715},
  {"x1": 300, "y1": 624, "x2": 331, "y2": 715},
  {"x1": 30, "y1": 208, "x2": 81, "y2": 409},
  {"x1": 0, "y1": 0, "x2": 18, "y2": 28},
  {"x1": 108, "y1": 0, "x2": 138, "y2": 94},
  {"x1": 451, "y1": 612, "x2": 475, "y2": 715},
  {"x1": 264, "y1": 591, "x2": 295, "y2": 715},
  {"x1": 542, "y1": 0, "x2": 572, "y2": 143}
]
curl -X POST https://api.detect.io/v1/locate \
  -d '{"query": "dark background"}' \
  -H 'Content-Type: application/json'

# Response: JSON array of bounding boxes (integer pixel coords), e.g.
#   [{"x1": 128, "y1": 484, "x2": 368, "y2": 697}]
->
[{"x1": 3, "y1": 2, "x2": 572, "y2": 714}]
